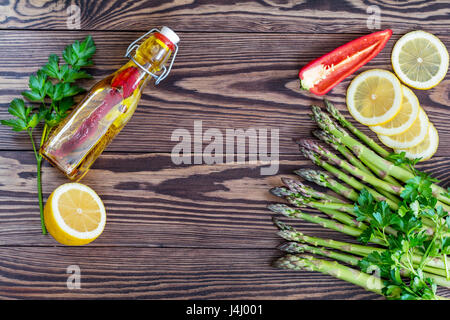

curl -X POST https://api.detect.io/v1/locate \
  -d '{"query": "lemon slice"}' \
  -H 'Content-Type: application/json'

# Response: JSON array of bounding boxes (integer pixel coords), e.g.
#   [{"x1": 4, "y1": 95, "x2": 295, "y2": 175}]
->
[
  {"x1": 378, "y1": 107, "x2": 429, "y2": 149},
  {"x1": 392, "y1": 30, "x2": 449, "y2": 90},
  {"x1": 346, "y1": 69, "x2": 403, "y2": 125},
  {"x1": 369, "y1": 85, "x2": 419, "y2": 136},
  {"x1": 44, "y1": 183, "x2": 106, "y2": 246},
  {"x1": 395, "y1": 123, "x2": 438, "y2": 161}
]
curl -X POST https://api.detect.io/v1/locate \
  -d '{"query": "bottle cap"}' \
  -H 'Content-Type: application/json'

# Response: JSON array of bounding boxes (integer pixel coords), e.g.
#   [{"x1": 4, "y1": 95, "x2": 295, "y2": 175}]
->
[{"x1": 160, "y1": 26, "x2": 180, "y2": 45}]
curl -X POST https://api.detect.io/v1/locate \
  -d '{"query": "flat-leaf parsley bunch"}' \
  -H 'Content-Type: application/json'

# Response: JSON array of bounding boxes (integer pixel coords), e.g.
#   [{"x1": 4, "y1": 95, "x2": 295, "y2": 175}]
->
[
  {"x1": 1, "y1": 36, "x2": 96, "y2": 234},
  {"x1": 356, "y1": 153, "x2": 450, "y2": 299}
]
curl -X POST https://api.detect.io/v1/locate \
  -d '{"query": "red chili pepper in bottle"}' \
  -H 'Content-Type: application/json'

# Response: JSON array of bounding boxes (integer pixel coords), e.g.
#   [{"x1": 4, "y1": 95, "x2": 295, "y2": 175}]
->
[
  {"x1": 111, "y1": 66, "x2": 141, "y2": 97},
  {"x1": 53, "y1": 66, "x2": 141, "y2": 157},
  {"x1": 299, "y1": 29, "x2": 393, "y2": 96}
]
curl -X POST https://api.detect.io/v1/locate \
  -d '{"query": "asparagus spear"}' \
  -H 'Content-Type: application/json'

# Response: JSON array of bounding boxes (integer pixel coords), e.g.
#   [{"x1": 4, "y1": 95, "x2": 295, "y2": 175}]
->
[
  {"x1": 274, "y1": 183, "x2": 436, "y2": 237},
  {"x1": 311, "y1": 105, "x2": 450, "y2": 206},
  {"x1": 280, "y1": 193, "x2": 356, "y2": 216},
  {"x1": 273, "y1": 218, "x2": 447, "y2": 271},
  {"x1": 275, "y1": 217, "x2": 383, "y2": 257},
  {"x1": 275, "y1": 254, "x2": 446, "y2": 299},
  {"x1": 270, "y1": 202, "x2": 418, "y2": 247},
  {"x1": 270, "y1": 186, "x2": 353, "y2": 215},
  {"x1": 299, "y1": 146, "x2": 400, "y2": 209},
  {"x1": 267, "y1": 203, "x2": 377, "y2": 242},
  {"x1": 270, "y1": 186, "x2": 408, "y2": 236},
  {"x1": 311, "y1": 129, "x2": 388, "y2": 180},
  {"x1": 279, "y1": 242, "x2": 361, "y2": 266},
  {"x1": 294, "y1": 169, "x2": 359, "y2": 202},
  {"x1": 324, "y1": 99, "x2": 390, "y2": 158},
  {"x1": 324, "y1": 101, "x2": 450, "y2": 211},
  {"x1": 281, "y1": 177, "x2": 344, "y2": 203},
  {"x1": 299, "y1": 145, "x2": 443, "y2": 230},
  {"x1": 268, "y1": 198, "x2": 366, "y2": 230},
  {"x1": 312, "y1": 129, "x2": 402, "y2": 202},
  {"x1": 300, "y1": 139, "x2": 403, "y2": 196},
  {"x1": 274, "y1": 254, "x2": 384, "y2": 295},
  {"x1": 270, "y1": 185, "x2": 354, "y2": 222},
  {"x1": 278, "y1": 242, "x2": 444, "y2": 276},
  {"x1": 279, "y1": 242, "x2": 450, "y2": 288}
]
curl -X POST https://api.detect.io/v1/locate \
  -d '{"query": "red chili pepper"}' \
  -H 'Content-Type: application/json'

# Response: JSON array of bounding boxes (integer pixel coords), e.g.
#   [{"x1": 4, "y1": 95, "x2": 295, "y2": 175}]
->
[
  {"x1": 54, "y1": 66, "x2": 141, "y2": 158},
  {"x1": 299, "y1": 29, "x2": 393, "y2": 96},
  {"x1": 111, "y1": 66, "x2": 141, "y2": 97}
]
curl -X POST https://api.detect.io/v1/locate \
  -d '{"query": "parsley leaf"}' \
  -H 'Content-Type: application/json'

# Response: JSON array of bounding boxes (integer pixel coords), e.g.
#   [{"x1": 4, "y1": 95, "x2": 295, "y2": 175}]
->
[
  {"x1": 359, "y1": 251, "x2": 394, "y2": 279},
  {"x1": 63, "y1": 35, "x2": 96, "y2": 69},
  {"x1": 387, "y1": 151, "x2": 421, "y2": 173},
  {"x1": 0, "y1": 98, "x2": 40, "y2": 131}
]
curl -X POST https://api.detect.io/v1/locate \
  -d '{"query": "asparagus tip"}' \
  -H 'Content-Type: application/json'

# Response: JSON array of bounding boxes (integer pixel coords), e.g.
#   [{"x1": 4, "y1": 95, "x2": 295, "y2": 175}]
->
[
  {"x1": 269, "y1": 187, "x2": 292, "y2": 198},
  {"x1": 324, "y1": 98, "x2": 344, "y2": 121},
  {"x1": 311, "y1": 104, "x2": 338, "y2": 133},
  {"x1": 281, "y1": 177, "x2": 310, "y2": 196},
  {"x1": 273, "y1": 254, "x2": 311, "y2": 271},
  {"x1": 298, "y1": 139, "x2": 323, "y2": 153},
  {"x1": 267, "y1": 203, "x2": 291, "y2": 214},
  {"x1": 272, "y1": 256, "x2": 291, "y2": 269},
  {"x1": 272, "y1": 218, "x2": 296, "y2": 232},
  {"x1": 294, "y1": 168, "x2": 330, "y2": 185},
  {"x1": 299, "y1": 146, "x2": 320, "y2": 165},
  {"x1": 278, "y1": 242, "x2": 305, "y2": 254},
  {"x1": 312, "y1": 129, "x2": 327, "y2": 141}
]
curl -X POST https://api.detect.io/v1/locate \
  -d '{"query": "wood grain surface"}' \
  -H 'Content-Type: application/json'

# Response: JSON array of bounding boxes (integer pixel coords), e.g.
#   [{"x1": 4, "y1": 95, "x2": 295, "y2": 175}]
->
[
  {"x1": 0, "y1": 0, "x2": 449, "y2": 35},
  {"x1": 0, "y1": 0, "x2": 449, "y2": 300},
  {"x1": 0, "y1": 247, "x2": 384, "y2": 299}
]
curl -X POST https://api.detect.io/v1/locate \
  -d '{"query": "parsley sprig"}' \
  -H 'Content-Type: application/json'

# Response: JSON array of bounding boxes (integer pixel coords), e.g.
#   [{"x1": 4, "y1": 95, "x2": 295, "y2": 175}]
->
[
  {"x1": 1, "y1": 36, "x2": 96, "y2": 234},
  {"x1": 356, "y1": 155, "x2": 450, "y2": 300}
]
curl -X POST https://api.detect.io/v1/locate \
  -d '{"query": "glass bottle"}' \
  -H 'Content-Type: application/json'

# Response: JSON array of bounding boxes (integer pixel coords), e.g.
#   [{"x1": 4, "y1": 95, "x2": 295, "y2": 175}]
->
[{"x1": 40, "y1": 26, "x2": 180, "y2": 181}]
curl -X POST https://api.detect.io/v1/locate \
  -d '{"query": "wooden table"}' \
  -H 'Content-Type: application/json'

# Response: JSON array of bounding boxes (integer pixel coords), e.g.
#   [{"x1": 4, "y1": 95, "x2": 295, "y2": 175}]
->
[{"x1": 0, "y1": 0, "x2": 449, "y2": 300}]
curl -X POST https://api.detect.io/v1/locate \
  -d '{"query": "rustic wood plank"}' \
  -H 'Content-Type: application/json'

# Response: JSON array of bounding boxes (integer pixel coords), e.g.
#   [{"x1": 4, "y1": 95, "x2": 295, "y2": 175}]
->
[
  {"x1": 0, "y1": 246, "x2": 387, "y2": 299},
  {"x1": 0, "y1": 0, "x2": 449, "y2": 35},
  {"x1": 0, "y1": 151, "x2": 448, "y2": 247},
  {"x1": 1, "y1": 31, "x2": 449, "y2": 155}
]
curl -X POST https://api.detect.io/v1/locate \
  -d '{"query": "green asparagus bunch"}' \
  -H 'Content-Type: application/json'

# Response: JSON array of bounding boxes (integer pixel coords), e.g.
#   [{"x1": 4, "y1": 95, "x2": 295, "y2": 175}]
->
[{"x1": 270, "y1": 100, "x2": 450, "y2": 300}]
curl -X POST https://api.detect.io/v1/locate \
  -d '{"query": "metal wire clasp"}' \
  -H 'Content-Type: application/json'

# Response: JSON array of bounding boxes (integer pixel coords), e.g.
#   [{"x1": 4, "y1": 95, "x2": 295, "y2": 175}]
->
[{"x1": 124, "y1": 28, "x2": 179, "y2": 85}]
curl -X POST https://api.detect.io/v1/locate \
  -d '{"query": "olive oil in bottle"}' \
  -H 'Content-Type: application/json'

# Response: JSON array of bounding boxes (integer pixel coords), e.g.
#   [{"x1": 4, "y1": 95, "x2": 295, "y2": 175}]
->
[{"x1": 40, "y1": 27, "x2": 180, "y2": 180}]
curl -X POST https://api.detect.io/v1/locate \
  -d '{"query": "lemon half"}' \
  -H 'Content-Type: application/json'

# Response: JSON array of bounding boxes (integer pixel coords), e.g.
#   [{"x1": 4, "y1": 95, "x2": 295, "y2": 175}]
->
[
  {"x1": 44, "y1": 183, "x2": 106, "y2": 246},
  {"x1": 347, "y1": 69, "x2": 403, "y2": 126},
  {"x1": 392, "y1": 30, "x2": 449, "y2": 90},
  {"x1": 369, "y1": 85, "x2": 420, "y2": 136}
]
